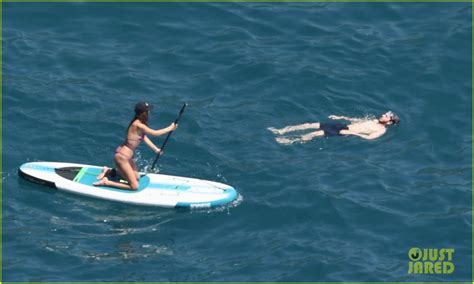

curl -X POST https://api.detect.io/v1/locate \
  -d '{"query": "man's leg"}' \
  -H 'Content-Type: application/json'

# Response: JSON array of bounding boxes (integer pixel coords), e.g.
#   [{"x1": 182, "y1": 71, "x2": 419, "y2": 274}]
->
[
  {"x1": 268, "y1": 122, "x2": 321, "y2": 135},
  {"x1": 275, "y1": 130, "x2": 324, "y2": 144},
  {"x1": 301, "y1": 130, "x2": 325, "y2": 141}
]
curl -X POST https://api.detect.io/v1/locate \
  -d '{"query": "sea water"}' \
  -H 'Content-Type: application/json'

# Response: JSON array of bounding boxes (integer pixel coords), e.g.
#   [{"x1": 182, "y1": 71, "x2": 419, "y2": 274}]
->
[{"x1": 3, "y1": 2, "x2": 472, "y2": 281}]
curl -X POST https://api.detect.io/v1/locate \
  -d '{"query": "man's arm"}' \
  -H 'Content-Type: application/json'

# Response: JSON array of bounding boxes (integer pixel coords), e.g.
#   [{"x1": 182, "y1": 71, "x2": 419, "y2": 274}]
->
[{"x1": 328, "y1": 115, "x2": 363, "y2": 123}]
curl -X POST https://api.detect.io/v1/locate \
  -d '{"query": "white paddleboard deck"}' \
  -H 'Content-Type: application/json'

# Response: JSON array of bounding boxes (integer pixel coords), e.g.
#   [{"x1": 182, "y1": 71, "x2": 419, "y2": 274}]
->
[{"x1": 19, "y1": 162, "x2": 238, "y2": 208}]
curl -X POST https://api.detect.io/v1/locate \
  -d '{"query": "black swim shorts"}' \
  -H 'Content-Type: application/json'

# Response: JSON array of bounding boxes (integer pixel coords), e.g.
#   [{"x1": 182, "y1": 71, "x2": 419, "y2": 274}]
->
[{"x1": 319, "y1": 122, "x2": 349, "y2": 137}]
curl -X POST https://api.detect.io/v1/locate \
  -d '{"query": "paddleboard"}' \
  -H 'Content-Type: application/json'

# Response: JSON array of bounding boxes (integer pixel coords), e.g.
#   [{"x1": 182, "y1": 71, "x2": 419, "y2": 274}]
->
[{"x1": 19, "y1": 162, "x2": 238, "y2": 208}]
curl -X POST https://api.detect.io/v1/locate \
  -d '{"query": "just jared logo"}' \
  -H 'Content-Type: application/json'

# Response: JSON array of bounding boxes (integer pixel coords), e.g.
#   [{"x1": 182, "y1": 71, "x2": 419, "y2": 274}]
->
[{"x1": 408, "y1": 247, "x2": 455, "y2": 274}]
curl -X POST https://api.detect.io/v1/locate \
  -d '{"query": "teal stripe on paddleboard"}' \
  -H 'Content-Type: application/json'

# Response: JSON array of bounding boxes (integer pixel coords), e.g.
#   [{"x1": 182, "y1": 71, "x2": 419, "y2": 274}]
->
[
  {"x1": 73, "y1": 167, "x2": 87, "y2": 182},
  {"x1": 77, "y1": 167, "x2": 150, "y2": 192},
  {"x1": 147, "y1": 183, "x2": 191, "y2": 191}
]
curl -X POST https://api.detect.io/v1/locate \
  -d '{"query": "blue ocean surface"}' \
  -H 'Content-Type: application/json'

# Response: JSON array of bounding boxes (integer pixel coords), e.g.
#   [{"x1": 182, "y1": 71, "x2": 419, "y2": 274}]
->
[{"x1": 2, "y1": 2, "x2": 472, "y2": 282}]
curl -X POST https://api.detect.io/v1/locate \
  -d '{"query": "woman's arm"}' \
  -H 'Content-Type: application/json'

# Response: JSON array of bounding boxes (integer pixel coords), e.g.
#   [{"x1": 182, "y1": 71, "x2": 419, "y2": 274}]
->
[
  {"x1": 143, "y1": 135, "x2": 161, "y2": 153},
  {"x1": 136, "y1": 121, "x2": 177, "y2": 137},
  {"x1": 328, "y1": 115, "x2": 363, "y2": 123}
]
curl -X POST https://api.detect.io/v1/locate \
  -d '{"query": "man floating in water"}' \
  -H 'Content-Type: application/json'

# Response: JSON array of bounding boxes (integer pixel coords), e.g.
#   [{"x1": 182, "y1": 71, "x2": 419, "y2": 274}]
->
[{"x1": 268, "y1": 111, "x2": 400, "y2": 144}]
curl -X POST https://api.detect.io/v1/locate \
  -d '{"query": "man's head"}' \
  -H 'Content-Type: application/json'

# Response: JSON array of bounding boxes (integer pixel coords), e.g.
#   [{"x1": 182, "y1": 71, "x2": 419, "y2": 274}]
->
[{"x1": 379, "y1": 111, "x2": 400, "y2": 125}]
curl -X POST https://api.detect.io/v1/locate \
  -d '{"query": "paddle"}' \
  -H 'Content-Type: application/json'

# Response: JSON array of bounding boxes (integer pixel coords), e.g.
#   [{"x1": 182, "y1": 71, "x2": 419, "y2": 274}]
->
[{"x1": 150, "y1": 103, "x2": 187, "y2": 171}]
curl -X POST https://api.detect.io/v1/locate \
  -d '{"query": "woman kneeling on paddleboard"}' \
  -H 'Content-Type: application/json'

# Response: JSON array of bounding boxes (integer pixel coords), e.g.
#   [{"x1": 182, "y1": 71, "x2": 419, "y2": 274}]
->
[{"x1": 94, "y1": 102, "x2": 177, "y2": 190}]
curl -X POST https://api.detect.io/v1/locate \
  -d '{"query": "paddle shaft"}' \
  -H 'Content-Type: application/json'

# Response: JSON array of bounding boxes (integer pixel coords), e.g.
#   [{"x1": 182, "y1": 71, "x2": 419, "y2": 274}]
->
[{"x1": 151, "y1": 103, "x2": 187, "y2": 171}]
